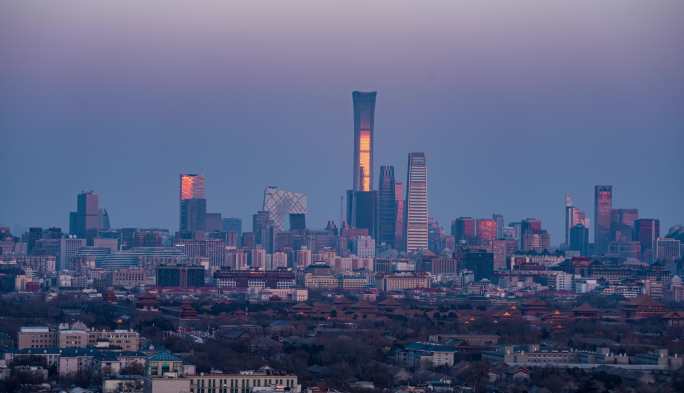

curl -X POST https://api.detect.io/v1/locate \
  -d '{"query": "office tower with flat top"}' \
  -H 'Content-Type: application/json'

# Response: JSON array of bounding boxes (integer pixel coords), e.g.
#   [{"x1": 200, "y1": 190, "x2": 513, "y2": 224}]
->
[
  {"x1": 179, "y1": 174, "x2": 206, "y2": 233},
  {"x1": 594, "y1": 185, "x2": 613, "y2": 253},
  {"x1": 405, "y1": 152, "x2": 428, "y2": 253},
  {"x1": 378, "y1": 165, "x2": 398, "y2": 248}
]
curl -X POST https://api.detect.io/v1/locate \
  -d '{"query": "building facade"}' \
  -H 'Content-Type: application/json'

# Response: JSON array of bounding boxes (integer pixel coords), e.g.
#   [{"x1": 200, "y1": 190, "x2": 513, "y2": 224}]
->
[
  {"x1": 594, "y1": 185, "x2": 613, "y2": 253},
  {"x1": 352, "y1": 91, "x2": 377, "y2": 192},
  {"x1": 404, "y1": 153, "x2": 428, "y2": 253}
]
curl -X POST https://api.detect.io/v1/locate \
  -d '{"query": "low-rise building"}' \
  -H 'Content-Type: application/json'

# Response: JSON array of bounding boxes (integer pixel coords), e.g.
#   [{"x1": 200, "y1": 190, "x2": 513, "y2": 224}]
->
[
  {"x1": 378, "y1": 272, "x2": 430, "y2": 292},
  {"x1": 395, "y1": 342, "x2": 457, "y2": 368}
]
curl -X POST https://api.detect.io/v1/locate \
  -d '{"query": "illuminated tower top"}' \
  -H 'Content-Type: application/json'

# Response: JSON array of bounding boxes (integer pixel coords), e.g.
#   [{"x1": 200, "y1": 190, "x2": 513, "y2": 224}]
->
[
  {"x1": 180, "y1": 174, "x2": 205, "y2": 200},
  {"x1": 352, "y1": 91, "x2": 377, "y2": 192}
]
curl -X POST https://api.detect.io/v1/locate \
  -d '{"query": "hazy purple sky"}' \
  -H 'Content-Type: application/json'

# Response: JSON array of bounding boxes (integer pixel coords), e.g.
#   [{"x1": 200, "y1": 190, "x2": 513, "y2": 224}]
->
[{"x1": 1, "y1": 0, "x2": 683, "y2": 242}]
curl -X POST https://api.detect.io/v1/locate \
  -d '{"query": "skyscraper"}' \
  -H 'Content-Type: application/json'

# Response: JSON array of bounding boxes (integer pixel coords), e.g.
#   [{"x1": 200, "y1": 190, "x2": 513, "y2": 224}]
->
[
  {"x1": 451, "y1": 217, "x2": 476, "y2": 244},
  {"x1": 352, "y1": 91, "x2": 377, "y2": 192},
  {"x1": 634, "y1": 218, "x2": 660, "y2": 263},
  {"x1": 289, "y1": 213, "x2": 306, "y2": 231},
  {"x1": 222, "y1": 218, "x2": 242, "y2": 235},
  {"x1": 594, "y1": 185, "x2": 613, "y2": 253},
  {"x1": 179, "y1": 174, "x2": 207, "y2": 233},
  {"x1": 69, "y1": 191, "x2": 101, "y2": 241},
  {"x1": 476, "y1": 219, "x2": 497, "y2": 244},
  {"x1": 610, "y1": 208, "x2": 638, "y2": 242},
  {"x1": 394, "y1": 181, "x2": 405, "y2": 251},
  {"x1": 378, "y1": 165, "x2": 397, "y2": 248},
  {"x1": 564, "y1": 194, "x2": 589, "y2": 247},
  {"x1": 262, "y1": 186, "x2": 307, "y2": 232},
  {"x1": 569, "y1": 224, "x2": 589, "y2": 256},
  {"x1": 253, "y1": 210, "x2": 275, "y2": 252},
  {"x1": 405, "y1": 152, "x2": 428, "y2": 253},
  {"x1": 492, "y1": 213, "x2": 504, "y2": 240},
  {"x1": 346, "y1": 190, "x2": 378, "y2": 239}
]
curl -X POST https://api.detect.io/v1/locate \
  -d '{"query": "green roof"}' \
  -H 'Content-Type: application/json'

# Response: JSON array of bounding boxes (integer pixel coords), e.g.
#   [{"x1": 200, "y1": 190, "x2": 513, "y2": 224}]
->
[{"x1": 147, "y1": 351, "x2": 182, "y2": 362}]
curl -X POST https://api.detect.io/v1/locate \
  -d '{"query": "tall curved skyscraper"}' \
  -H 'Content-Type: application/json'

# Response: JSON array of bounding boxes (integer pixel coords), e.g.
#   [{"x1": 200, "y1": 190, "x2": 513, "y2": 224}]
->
[{"x1": 352, "y1": 91, "x2": 377, "y2": 192}]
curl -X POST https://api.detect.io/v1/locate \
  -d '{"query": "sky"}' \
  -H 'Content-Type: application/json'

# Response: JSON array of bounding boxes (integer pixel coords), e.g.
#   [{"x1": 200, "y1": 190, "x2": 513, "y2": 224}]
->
[{"x1": 1, "y1": 0, "x2": 683, "y2": 244}]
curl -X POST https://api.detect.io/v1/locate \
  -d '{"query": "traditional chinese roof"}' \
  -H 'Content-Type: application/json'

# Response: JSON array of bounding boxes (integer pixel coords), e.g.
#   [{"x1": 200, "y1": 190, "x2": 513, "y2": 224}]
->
[{"x1": 147, "y1": 351, "x2": 182, "y2": 362}]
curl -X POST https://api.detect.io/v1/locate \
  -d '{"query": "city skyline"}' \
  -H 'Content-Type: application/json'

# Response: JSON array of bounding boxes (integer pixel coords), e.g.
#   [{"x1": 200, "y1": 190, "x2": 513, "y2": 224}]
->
[
  {"x1": 1, "y1": 3, "x2": 683, "y2": 391},
  {"x1": 2, "y1": 1, "x2": 683, "y2": 243},
  {"x1": 1, "y1": 159, "x2": 681, "y2": 247}
]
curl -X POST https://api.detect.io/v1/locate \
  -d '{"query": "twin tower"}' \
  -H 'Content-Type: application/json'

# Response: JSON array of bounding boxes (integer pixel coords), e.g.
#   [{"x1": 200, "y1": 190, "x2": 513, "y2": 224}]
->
[{"x1": 348, "y1": 92, "x2": 428, "y2": 253}]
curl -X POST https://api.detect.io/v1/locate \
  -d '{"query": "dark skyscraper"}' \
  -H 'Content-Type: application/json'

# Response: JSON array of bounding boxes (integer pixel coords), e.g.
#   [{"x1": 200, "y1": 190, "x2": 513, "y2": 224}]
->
[
  {"x1": 378, "y1": 165, "x2": 397, "y2": 248},
  {"x1": 451, "y1": 217, "x2": 476, "y2": 244},
  {"x1": 405, "y1": 152, "x2": 428, "y2": 253},
  {"x1": 569, "y1": 224, "x2": 589, "y2": 256},
  {"x1": 394, "y1": 181, "x2": 405, "y2": 251},
  {"x1": 223, "y1": 217, "x2": 242, "y2": 235},
  {"x1": 346, "y1": 190, "x2": 378, "y2": 239},
  {"x1": 492, "y1": 213, "x2": 504, "y2": 240},
  {"x1": 462, "y1": 250, "x2": 494, "y2": 281},
  {"x1": 594, "y1": 185, "x2": 613, "y2": 253},
  {"x1": 634, "y1": 218, "x2": 660, "y2": 263},
  {"x1": 346, "y1": 91, "x2": 378, "y2": 238},
  {"x1": 253, "y1": 210, "x2": 275, "y2": 252},
  {"x1": 179, "y1": 174, "x2": 207, "y2": 233},
  {"x1": 352, "y1": 91, "x2": 377, "y2": 192},
  {"x1": 69, "y1": 191, "x2": 101, "y2": 240},
  {"x1": 289, "y1": 213, "x2": 306, "y2": 231}
]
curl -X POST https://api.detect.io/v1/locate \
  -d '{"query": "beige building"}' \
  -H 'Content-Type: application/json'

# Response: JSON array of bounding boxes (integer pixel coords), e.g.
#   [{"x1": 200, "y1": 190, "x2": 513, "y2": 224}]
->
[
  {"x1": 17, "y1": 327, "x2": 57, "y2": 349},
  {"x1": 89, "y1": 329, "x2": 140, "y2": 351},
  {"x1": 112, "y1": 267, "x2": 147, "y2": 288},
  {"x1": 378, "y1": 272, "x2": 430, "y2": 292},
  {"x1": 303, "y1": 273, "x2": 338, "y2": 289},
  {"x1": 59, "y1": 329, "x2": 89, "y2": 348},
  {"x1": 18, "y1": 323, "x2": 139, "y2": 351}
]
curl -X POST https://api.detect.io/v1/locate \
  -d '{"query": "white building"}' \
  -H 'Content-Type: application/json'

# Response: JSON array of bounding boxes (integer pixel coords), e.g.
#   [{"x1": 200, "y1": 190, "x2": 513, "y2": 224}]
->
[{"x1": 405, "y1": 153, "x2": 428, "y2": 253}]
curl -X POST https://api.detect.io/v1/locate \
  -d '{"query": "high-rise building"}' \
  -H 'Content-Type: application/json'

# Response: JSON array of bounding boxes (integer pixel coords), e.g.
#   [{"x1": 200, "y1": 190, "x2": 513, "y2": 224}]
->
[
  {"x1": 262, "y1": 186, "x2": 307, "y2": 232},
  {"x1": 594, "y1": 185, "x2": 613, "y2": 253},
  {"x1": 520, "y1": 218, "x2": 550, "y2": 252},
  {"x1": 222, "y1": 218, "x2": 242, "y2": 234},
  {"x1": 569, "y1": 224, "x2": 589, "y2": 256},
  {"x1": 252, "y1": 211, "x2": 275, "y2": 252},
  {"x1": 405, "y1": 152, "x2": 428, "y2": 253},
  {"x1": 476, "y1": 219, "x2": 497, "y2": 244},
  {"x1": 656, "y1": 237, "x2": 681, "y2": 262},
  {"x1": 352, "y1": 91, "x2": 377, "y2": 192},
  {"x1": 179, "y1": 174, "x2": 207, "y2": 233},
  {"x1": 346, "y1": 191, "x2": 378, "y2": 239},
  {"x1": 59, "y1": 237, "x2": 86, "y2": 271},
  {"x1": 610, "y1": 208, "x2": 638, "y2": 242},
  {"x1": 634, "y1": 218, "x2": 660, "y2": 263},
  {"x1": 289, "y1": 213, "x2": 306, "y2": 231},
  {"x1": 451, "y1": 217, "x2": 476, "y2": 244},
  {"x1": 564, "y1": 194, "x2": 589, "y2": 246},
  {"x1": 205, "y1": 213, "x2": 223, "y2": 232},
  {"x1": 223, "y1": 217, "x2": 242, "y2": 247},
  {"x1": 394, "y1": 181, "x2": 405, "y2": 251},
  {"x1": 180, "y1": 173, "x2": 205, "y2": 200},
  {"x1": 492, "y1": 214, "x2": 504, "y2": 240},
  {"x1": 99, "y1": 209, "x2": 111, "y2": 231},
  {"x1": 378, "y1": 165, "x2": 398, "y2": 248},
  {"x1": 69, "y1": 191, "x2": 102, "y2": 240},
  {"x1": 461, "y1": 250, "x2": 494, "y2": 281}
]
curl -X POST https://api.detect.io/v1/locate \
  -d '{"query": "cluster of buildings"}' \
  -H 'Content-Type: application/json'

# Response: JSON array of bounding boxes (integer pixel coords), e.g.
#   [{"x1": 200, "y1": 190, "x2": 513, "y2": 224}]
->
[{"x1": 2, "y1": 321, "x2": 300, "y2": 393}]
